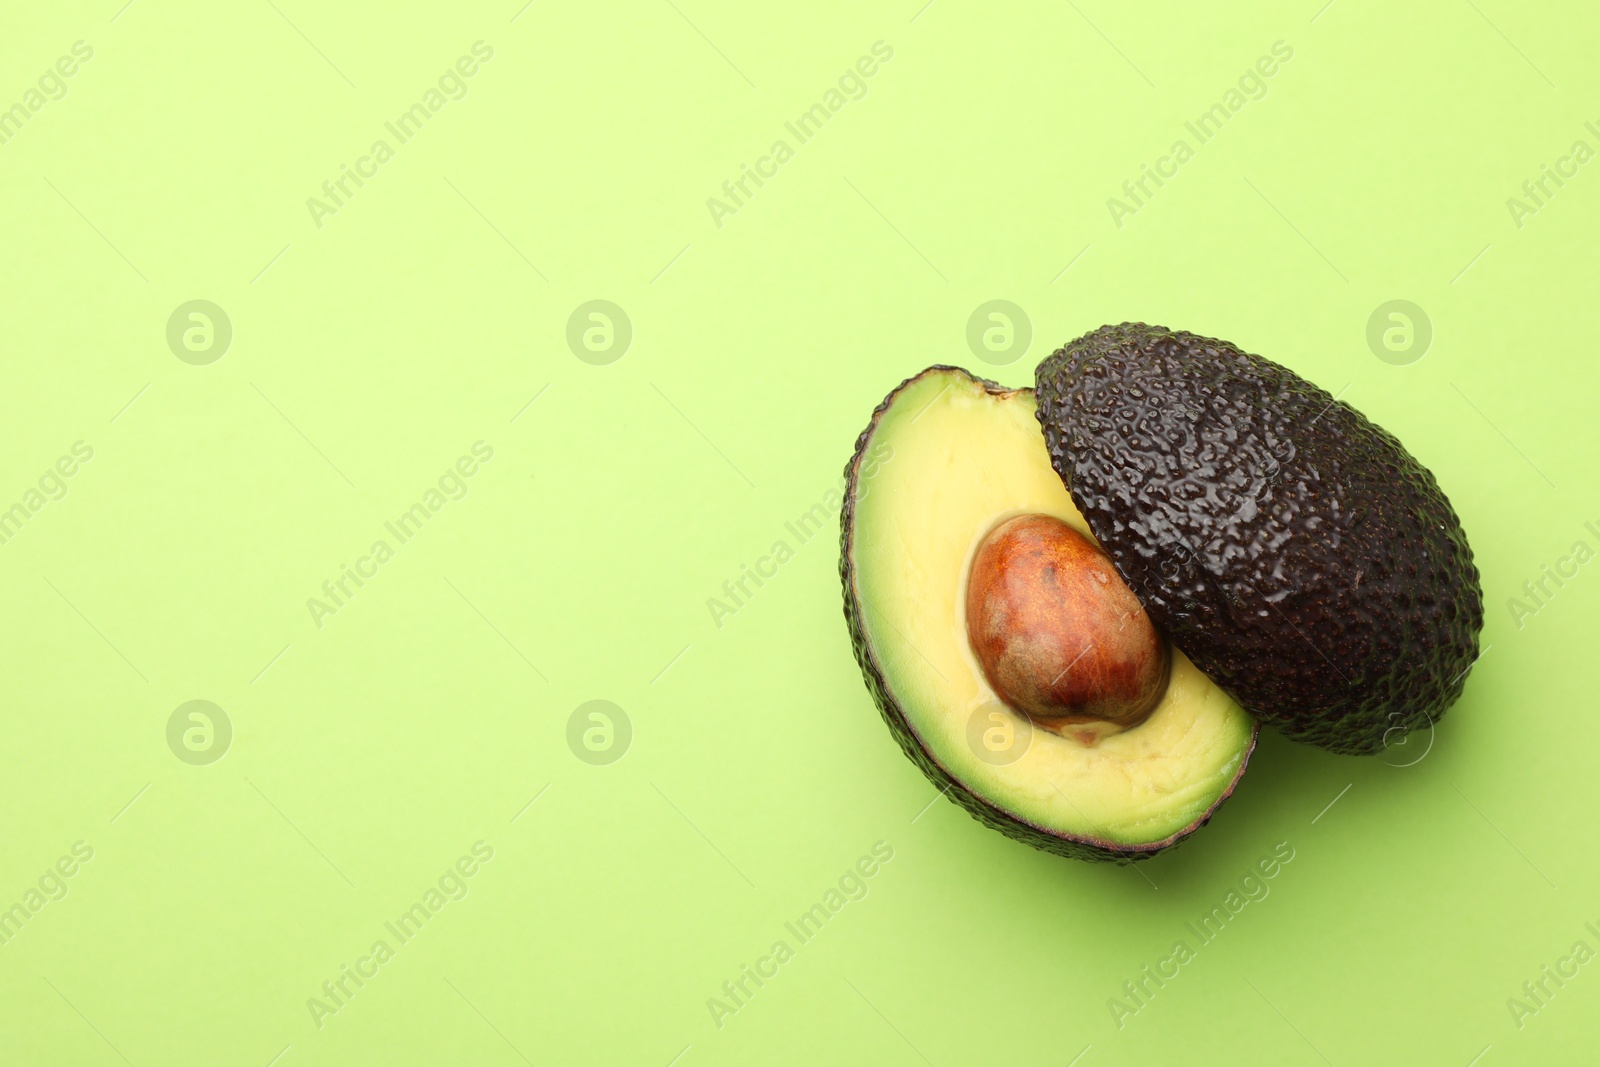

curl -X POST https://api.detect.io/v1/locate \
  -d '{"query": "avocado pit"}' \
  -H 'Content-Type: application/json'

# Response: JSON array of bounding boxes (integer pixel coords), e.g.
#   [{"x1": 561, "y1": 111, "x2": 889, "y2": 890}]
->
[{"x1": 965, "y1": 514, "x2": 1170, "y2": 745}]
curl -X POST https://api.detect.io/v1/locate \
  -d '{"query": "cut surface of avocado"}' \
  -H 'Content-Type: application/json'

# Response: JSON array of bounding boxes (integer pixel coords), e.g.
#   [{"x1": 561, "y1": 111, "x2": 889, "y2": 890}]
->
[{"x1": 841, "y1": 366, "x2": 1256, "y2": 859}]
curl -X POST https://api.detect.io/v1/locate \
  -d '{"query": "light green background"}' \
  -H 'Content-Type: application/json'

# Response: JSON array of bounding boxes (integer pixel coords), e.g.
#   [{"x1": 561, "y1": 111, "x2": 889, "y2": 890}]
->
[{"x1": 0, "y1": 1, "x2": 1596, "y2": 1064}]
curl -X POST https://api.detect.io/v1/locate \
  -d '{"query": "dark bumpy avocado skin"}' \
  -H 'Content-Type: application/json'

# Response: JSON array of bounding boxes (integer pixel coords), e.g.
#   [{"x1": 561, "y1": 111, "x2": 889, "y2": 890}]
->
[
  {"x1": 840, "y1": 366, "x2": 1255, "y2": 861},
  {"x1": 1035, "y1": 324, "x2": 1483, "y2": 755}
]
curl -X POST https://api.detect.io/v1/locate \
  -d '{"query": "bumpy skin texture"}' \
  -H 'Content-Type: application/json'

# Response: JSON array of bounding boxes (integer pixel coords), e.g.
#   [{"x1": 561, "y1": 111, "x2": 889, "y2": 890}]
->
[
  {"x1": 1034, "y1": 324, "x2": 1484, "y2": 754},
  {"x1": 839, "y1": 366, "x2": 1256, "y2": 861}
]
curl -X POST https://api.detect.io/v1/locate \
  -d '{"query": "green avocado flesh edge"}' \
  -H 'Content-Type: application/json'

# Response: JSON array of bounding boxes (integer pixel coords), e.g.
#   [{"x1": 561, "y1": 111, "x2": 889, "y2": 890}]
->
[{"x1": 844, "y1": 367, "x2": 1255, "y2": 854}]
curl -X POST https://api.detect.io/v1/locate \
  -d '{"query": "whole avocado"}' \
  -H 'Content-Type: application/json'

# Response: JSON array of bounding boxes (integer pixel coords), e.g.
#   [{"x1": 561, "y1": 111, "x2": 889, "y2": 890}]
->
[{"x1": 1034, "y1": 323, "x2": 1483, "y2": 755}]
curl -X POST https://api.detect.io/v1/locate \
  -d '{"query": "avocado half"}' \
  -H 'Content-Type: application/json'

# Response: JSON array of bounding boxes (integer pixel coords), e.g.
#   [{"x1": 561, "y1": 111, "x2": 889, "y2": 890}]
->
[
  {"x1": 1035, "y1": 323, "x2": 1483, "y2": 755},
  {"x1": 840, "y1": 366, "x2": 1257, "y2": 861}
]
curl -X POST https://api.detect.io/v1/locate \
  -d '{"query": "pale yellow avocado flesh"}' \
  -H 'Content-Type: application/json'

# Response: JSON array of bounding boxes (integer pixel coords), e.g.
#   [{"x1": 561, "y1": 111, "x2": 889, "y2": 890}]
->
[{"x1": 849, "y1": 369, "x2": 1255, "y2": 846}]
